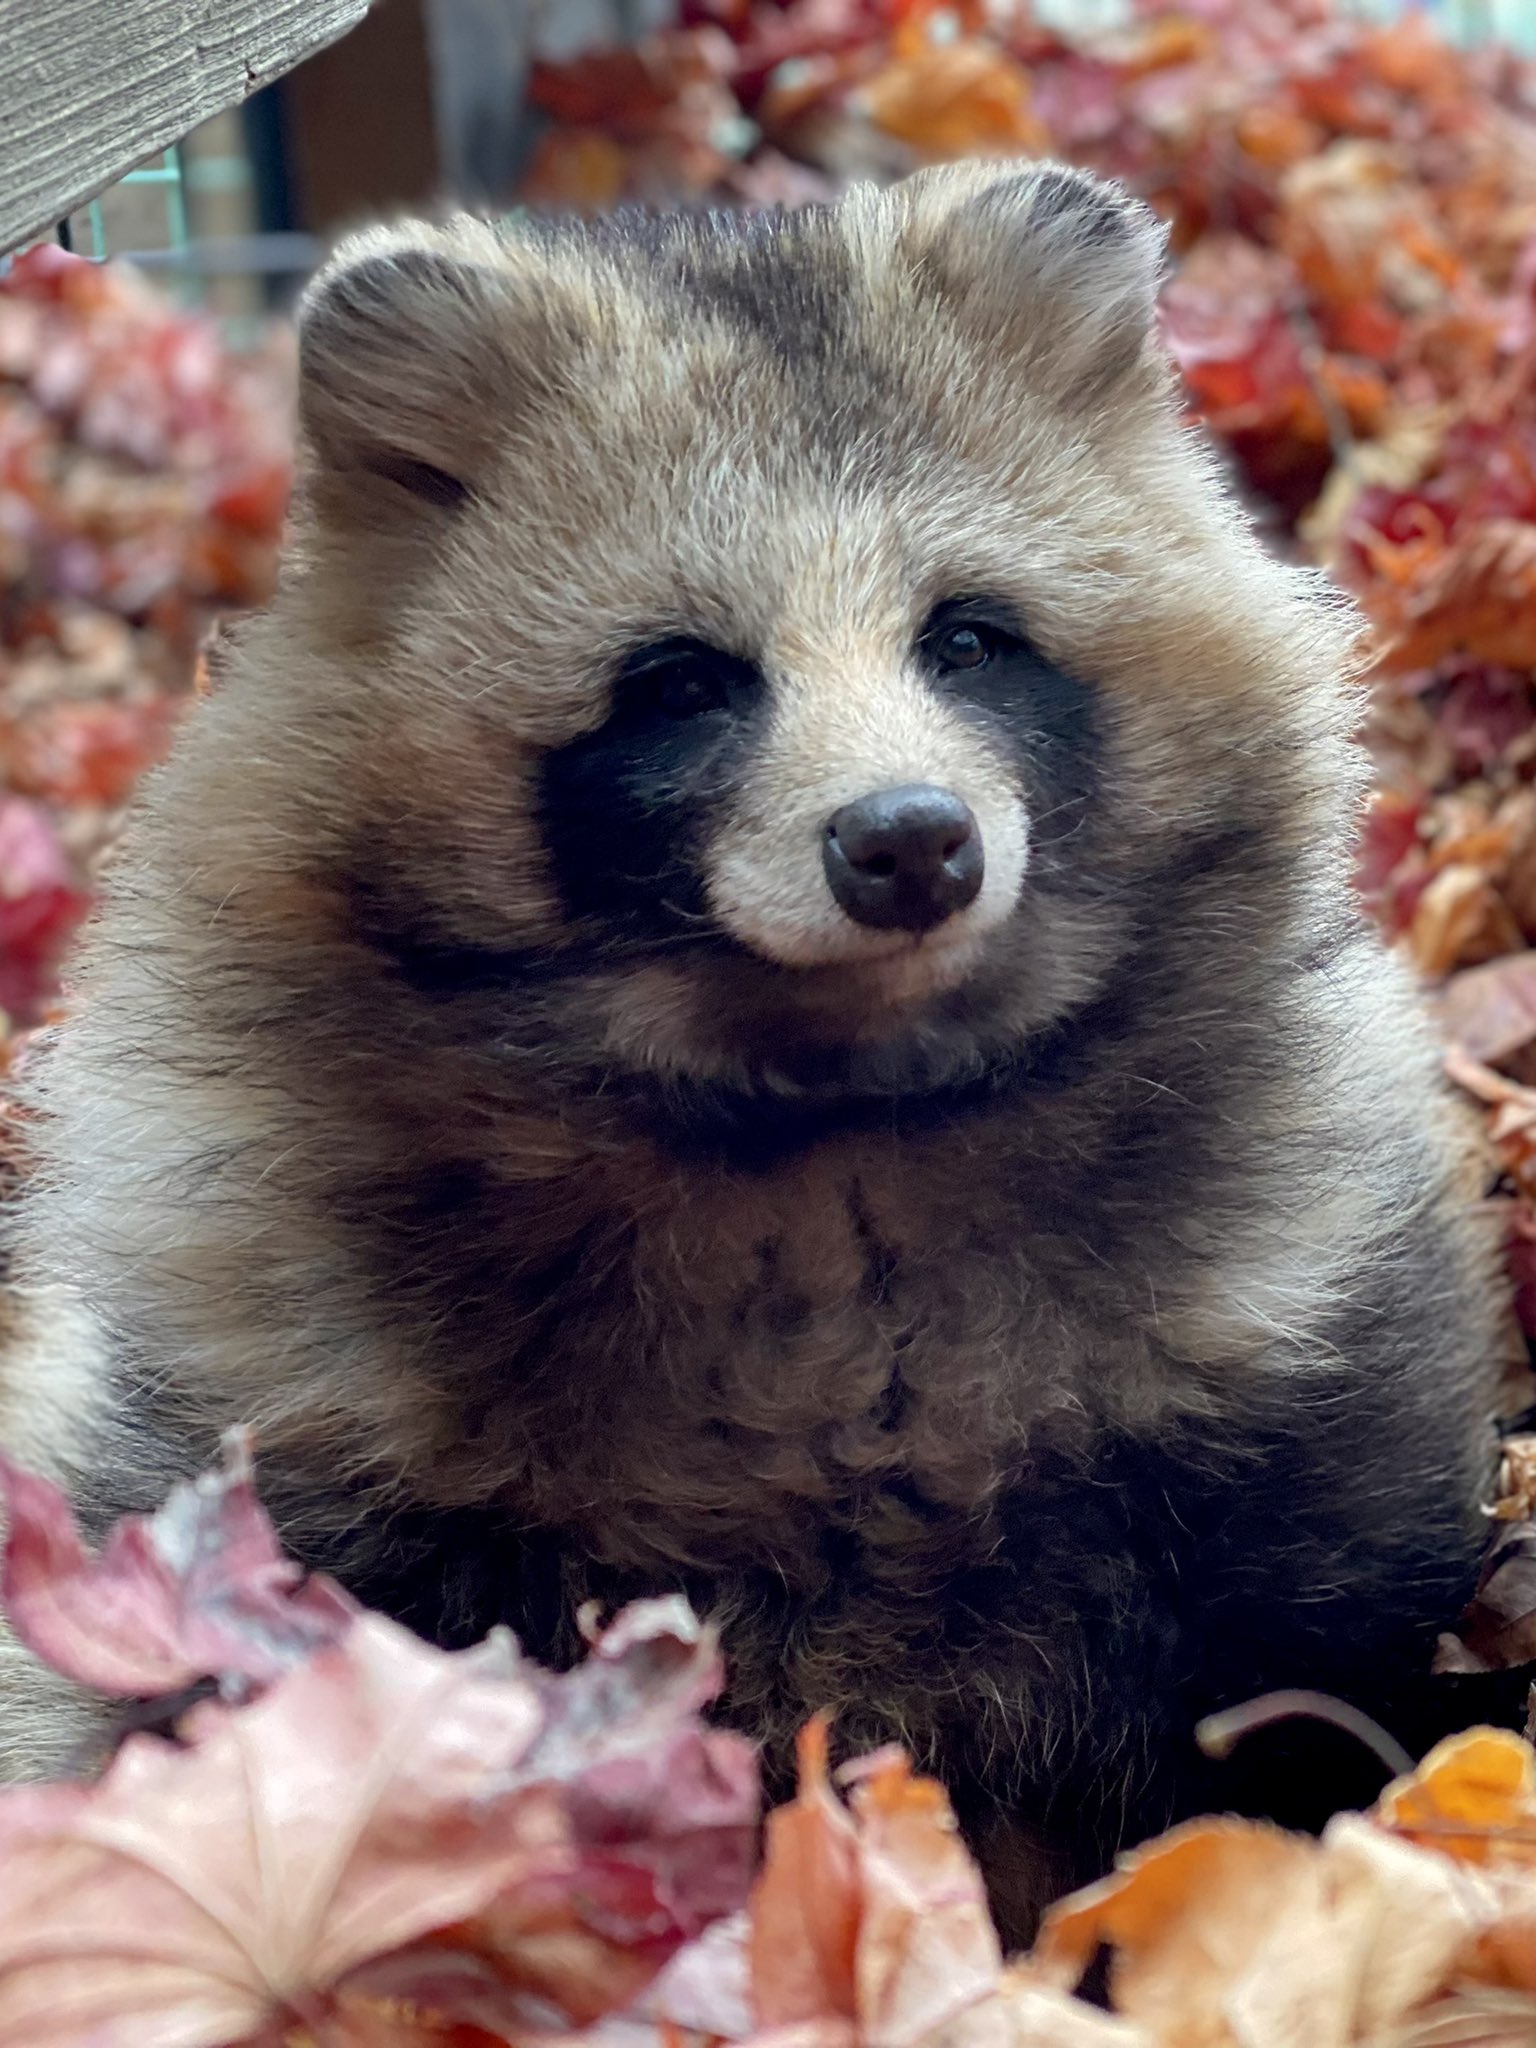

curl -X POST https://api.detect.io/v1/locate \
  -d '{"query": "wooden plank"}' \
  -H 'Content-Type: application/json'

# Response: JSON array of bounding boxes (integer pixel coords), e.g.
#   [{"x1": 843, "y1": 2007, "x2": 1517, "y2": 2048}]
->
[{"x1": 0, "y1": 0, "x2": 373, "y2": 255}]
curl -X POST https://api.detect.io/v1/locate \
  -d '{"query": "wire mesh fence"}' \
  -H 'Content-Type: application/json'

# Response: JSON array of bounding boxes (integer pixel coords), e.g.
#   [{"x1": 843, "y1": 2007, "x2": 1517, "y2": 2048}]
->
[{"x1": 61, "y1": 149, "x2": 188, "y2": 264}]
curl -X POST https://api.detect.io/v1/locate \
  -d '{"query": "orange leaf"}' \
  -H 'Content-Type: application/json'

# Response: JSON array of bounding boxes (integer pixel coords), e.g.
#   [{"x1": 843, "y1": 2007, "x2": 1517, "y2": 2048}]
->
[
  {"x1": 846, "y1": 1751, "x2": 1003, "y2": 2047},
  {"x1": 519, "y1": 131, "x2": 633, "y2": 212},
  {"x1": 1036, "y1": 1820, "x2": 1323, "y2": 2027},
  {"x1": 1235, "y1": 105, "x2": 1325, "y2": 173},
  {"x1": 1406, "y1": 864, "x2": 1522, "y2": 978},
  {"x1": 749, "y1": 1719, "x2": 861, "y2": 2029},
  {"x1": 1382, "y1": 522, "x2": 1536, "y2": 674},
  {"x1": 1377, "y1": 1729, "x2": 1536, "y2": 1869},
  {"x1": 1038, "y1": 1813, "x2": 1496, "y2": 2048},
  {"x1": 1097, "y1": 17, "x2": 1214, "y2": 78},
  {"x1": 861, "y1": 39, "x2": 1047, "y2": 160}
]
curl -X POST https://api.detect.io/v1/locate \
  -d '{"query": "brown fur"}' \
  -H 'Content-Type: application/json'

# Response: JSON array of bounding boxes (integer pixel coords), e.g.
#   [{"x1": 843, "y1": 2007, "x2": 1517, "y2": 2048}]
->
[{"x1": 0, "y1": 164, "x2": 1508, "y2": 1941}]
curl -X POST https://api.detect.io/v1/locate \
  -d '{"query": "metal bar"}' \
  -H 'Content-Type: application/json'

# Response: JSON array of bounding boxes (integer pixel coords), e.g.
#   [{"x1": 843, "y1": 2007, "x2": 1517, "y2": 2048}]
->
[{"x1": 113, "y1": 230, "x2": 323, "y2": 276}]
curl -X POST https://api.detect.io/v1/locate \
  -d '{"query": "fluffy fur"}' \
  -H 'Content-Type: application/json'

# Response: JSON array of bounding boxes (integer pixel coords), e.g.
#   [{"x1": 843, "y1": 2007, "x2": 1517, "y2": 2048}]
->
[{"x1": 0, "y1": 163, "x2": 1510, "y2": 1940}]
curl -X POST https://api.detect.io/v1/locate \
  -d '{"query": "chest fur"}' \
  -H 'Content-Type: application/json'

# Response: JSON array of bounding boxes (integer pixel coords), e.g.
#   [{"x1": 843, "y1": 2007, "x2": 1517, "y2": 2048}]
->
[{"x1": 412, "y1": 1132, "x2": 1216, "y2": 1581}]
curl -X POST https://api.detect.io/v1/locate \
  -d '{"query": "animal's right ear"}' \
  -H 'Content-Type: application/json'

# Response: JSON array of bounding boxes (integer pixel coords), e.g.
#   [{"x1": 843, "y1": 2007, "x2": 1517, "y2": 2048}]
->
[{"x1": 297, "y1": 221, "x2": 557, "y2": 533}]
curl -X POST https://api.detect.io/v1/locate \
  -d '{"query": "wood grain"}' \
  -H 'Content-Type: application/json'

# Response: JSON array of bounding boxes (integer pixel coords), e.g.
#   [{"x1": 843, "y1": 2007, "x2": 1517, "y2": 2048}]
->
[{"x1": 0, "y1": 0, "x2": 372, "y2": 255}]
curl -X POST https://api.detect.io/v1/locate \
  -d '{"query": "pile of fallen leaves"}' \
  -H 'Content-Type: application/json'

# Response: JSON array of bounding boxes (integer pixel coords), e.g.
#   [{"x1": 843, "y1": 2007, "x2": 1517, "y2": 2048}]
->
[
  {"x1": 0, "y1": 242, "x2": 290, "y2": 1036},
  {"x1": 521, "y1": 0, "x2": 1536, "y2": 1367},
  {"x1": 9, "y1": 1434, "x2": 1536, "y2": 2047}
]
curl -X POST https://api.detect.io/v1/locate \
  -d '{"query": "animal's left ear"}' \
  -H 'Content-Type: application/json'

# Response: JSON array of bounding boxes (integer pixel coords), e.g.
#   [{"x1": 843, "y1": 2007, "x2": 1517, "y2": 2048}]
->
[{"x1": 900, "y1": 161, "x2": 1169, "y2": 398}]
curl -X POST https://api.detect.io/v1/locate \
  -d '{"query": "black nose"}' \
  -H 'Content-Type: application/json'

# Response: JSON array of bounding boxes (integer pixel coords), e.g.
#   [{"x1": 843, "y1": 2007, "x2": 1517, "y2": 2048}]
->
[{"x1": 822, "y1": 784, "x2": 984, "y2": 933}]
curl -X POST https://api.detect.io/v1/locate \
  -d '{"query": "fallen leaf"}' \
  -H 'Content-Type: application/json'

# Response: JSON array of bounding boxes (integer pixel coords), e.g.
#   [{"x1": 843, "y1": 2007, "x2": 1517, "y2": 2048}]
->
[
  {"x1": 1497, "y1": 1441, "x2": 1536, "y2": 1524},
  {"x1": 1376, "y1": 1728, "x2": 1536, "y2": 1867},
  {"x1": 1036, "y1": 1819, "x2": 1338, "y2": 2046},
  {"x1": 1037, "y1": 1811, "x2": 1497, "y2": 2048},
  {"x1": 1317, "y1": 1816, "x2": 1499, "y2": 2042},
  {"x1": 1434, "y1": 1521, "x2": 1536, "y2": 1677},
  {"x1": 1368, "y1": 521, "x2": 1536, "y2": 676},
  {"x1": 0, "y1": 1598, "x2": 757, "y2": 2047},
  {"x1": 0, "y1": 1429, "x2": 355, "y2": 1701},
  {"x1": 990, "y1": 1968, "x2": 1147, "y2": 2047},
  {"x1": 1439, "y1": 957, "x2": 1536, "y2": 1068},
  {"x1": 1383, "y1": 1986, "x2": 1536, "y2": 2045},
  {"x1": 0, "y1": 1619, "x2": 548, "y2": 2046},
  {"x1": 859, "y1": 33, "x2": 1046, "y2": 159},
  {"x1": 1410, "y1": 864, "x2": 1525, "y2": 978},
  {"x1": 750, "y1": 1719, "x2": 861, "y2": 2029},
  {"x1": 846, "y1": 1748, "x2": 1004, "y2": 2048}
]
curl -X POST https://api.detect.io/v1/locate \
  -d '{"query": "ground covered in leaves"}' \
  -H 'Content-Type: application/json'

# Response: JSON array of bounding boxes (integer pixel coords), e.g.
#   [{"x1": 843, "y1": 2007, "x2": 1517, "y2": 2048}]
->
[
  {"x1": 9, "y1": 1438, "x2": 1536, "y2": 2048},
  {"x1": 16, "y1": 0, "x2": 1536, "y2": 2040},
  {"x1": 0, "y1": 243, "x2": 289, "y2": 1038}
]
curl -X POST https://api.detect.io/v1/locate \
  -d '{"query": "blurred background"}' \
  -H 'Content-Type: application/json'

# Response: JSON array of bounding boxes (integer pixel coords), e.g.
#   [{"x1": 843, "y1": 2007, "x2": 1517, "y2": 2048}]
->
[
  {"x1": 6, "y1": 0, "x2": 1536, "y2": 1360},
  {"x1": 29, "y1": 1, "x2": 1536, "y2": 322}
]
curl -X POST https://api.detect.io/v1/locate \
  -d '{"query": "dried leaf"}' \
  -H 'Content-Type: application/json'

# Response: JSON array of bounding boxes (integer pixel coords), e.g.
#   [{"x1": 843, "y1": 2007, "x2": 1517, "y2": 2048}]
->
[
  {"x1": 1434, "y1": 1523, "x2": 1536, "y2": 1678},
  {"x1": 1496, "y1": 1441, "x2": 1536, "y2": 1524},
  {"x1": 0, "y1": 1619, "x2": 547, "y2": 2045},
  {"x1": 1036, "y1": 1819, "x2": 1337, "y2": 2045},
  {"x1": 859, "y1": 33, "x2": 1046, "y2": 159},
  {"x1": 1383, "y1": 523, "x2": 1536, "y2": 675},
  {"x1": 1376, "y1": 1728, "x2": 1536, "y2": 1867},
  {"x1": 750, "y1": 1719, "x2": 861, "y2": 2028},
  {"x1": 1439, "y1": 957, "x2": 1536, "y2": 1068},
  {"x1": 846, "y1": 1749, "x2": 1003, "y2": 2048},
  {"x1": 1037, "y1": 1811, "x2": 1497, "y2": 2048},
  {"x1": 1408, "y1": 865, "x2": 1524, "y2": 979},
  {"x1": 990, "y1": 1969, "x2": 1147, "y2": 2047},
  {"x1": 0, "y1": 1430, "x2": 355, "y2": 1699},
  {"x1": 0, "y1": 1598, "x2": 756, "y2": 2047},
  {"x1": 0, "y1": 797, "x2": 90, "y2": 1029}
]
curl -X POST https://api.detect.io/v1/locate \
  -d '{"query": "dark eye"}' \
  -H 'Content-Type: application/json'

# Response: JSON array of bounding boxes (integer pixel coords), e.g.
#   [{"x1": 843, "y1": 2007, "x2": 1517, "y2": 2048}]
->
[
  {"x1": 932, "y1": 623, "x2": 991, "y2": 671},
  {"x1": 623, "y1": 639, "x2": 756, "y2": 721},
  {"x1": 654, "y1": 658, "x2": 730, "y2": 718},
  {"x1": 922, "y1": 605, "x2": 1023, "y2": 676}
]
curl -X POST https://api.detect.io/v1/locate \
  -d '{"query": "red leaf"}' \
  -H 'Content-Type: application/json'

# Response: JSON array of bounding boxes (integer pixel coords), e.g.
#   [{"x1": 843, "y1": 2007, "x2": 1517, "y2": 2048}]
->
[
  {"x1": 0, "y1": 1430, "x2": 356, "y2": 1699},
  {"x1": 0, "y1": 796, "x2": 91, "y2": 1027}
]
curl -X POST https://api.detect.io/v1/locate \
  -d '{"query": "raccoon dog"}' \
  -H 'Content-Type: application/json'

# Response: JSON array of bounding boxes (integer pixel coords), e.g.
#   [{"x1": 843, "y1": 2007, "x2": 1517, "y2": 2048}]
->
[{"x1": 0, "y1": 162, "x2": 1508, "y2": 1939}]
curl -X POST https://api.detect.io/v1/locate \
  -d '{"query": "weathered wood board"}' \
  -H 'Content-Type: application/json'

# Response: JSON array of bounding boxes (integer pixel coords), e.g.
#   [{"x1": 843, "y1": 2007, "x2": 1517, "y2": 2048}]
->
[{"x1": 0, "y1": 0, "x2": 373, "y2": 254}]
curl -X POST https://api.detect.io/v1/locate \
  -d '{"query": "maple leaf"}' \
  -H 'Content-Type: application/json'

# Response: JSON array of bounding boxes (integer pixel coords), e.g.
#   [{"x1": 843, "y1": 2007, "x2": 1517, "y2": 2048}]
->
[
  {"x1": 750, "y1": 1720, "x2": 862, "y2": 2028},
  {"x1": 0, "y1": 1599, "x2": 757, "y2": 2048},
  {"x1": 859, "y1": 28, "x2": 1047, "y2": 159},
  {"x1": 1436, "y1": 1526, "x2": 1536, "y2": 1679},
  {"x1": 0, "y1": 1429, "x2": 356, "y2": 1700},
  {"x1": 1429, "y1": 1436, "x2": 1536, "y2": 1678}
]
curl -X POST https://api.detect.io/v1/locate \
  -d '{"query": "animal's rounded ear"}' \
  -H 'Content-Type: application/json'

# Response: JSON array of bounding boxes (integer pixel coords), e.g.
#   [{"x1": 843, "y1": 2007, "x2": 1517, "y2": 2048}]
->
[
  {"x1": 297, "y1": 221, "x2": 539, "y2": 531},
  {"x1": 901, "y1": 162, "x2": 1170, "y2": 397}
]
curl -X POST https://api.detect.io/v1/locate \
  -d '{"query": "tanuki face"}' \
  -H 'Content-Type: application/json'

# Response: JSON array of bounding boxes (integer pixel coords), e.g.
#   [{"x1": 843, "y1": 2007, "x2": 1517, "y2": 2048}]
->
[{"x1": 193, "y1": 164, "x2": 1356, "y2": 1131}]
